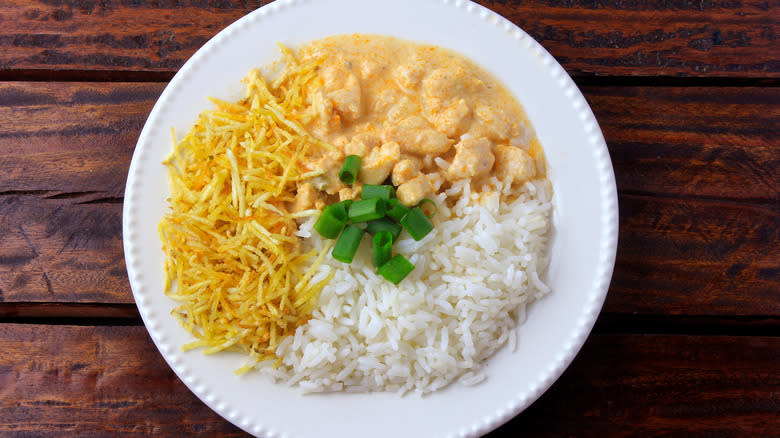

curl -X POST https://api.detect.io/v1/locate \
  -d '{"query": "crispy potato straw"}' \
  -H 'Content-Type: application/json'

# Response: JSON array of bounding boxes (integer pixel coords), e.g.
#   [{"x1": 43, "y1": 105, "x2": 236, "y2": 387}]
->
[{"x1": 159, "y1": 47, "x2": 333, "y2": 372}]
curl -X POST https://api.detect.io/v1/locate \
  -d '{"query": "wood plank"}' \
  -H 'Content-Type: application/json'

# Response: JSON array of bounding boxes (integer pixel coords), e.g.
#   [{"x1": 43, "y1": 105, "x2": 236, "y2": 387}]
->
[
  {"x1": 0, "y1": 324, "x2": 777, "y2": 436},
  {"x1": 485, "y1": 0, "x2": 780, "y2": 78},
  {"x1": 0, "y1": 195, "x2": 128, "y2": 303},
  {"x1": 609, "y1": 194, "x2": 780, "y2": 316},
  {"x1": 491, "y1": 333, "x2": 780, "y2": 436},
  {"x1": 1, "y1": 82, "x2": 776, "y2": 202},
  {"x1": 0, "y1": 324, "x2": 245, "y2": 436},
  {"x1": 0, "y1": 0, "x2": 776, "y2": 78},
  {"x1": 0, "y1": 0, "x2": 262, "y2": 75},
  {"x1": 589, "y1": 86, "x2": 780, "y2": 203},
  {"x1": 0, "y1": 192, "x2": 776, "y2": 317},
  {"x1": 0, "y1": 82, "x2": 165, "y2": 195}
]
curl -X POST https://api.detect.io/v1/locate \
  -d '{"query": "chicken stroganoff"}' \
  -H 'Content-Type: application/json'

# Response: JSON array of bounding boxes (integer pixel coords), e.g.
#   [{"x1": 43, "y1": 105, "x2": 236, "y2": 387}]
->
[{"x1": 293, "y1": 34, "x2": 545, "y2": 211}]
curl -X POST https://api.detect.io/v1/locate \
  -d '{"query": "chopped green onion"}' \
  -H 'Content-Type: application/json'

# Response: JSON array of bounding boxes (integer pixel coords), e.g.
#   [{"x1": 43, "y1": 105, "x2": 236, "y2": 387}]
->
[
  {"x1": 339, "y1": 155, "x2": 361, "y2": 184},
  {"x1": 400, "y1": 207, "x2": 434, "y2": 241},
  {"x1": 336, "y1": 199, "x2": 353, "y2": 210},
  {"x1": 386, "y1": 198, "x2": 410, "y2": 221},
  {"x1": 418, "y1": 198, "x2": 438, "y2": 218},
  {"x1": 313, "y1": 203, "x2": 348, "y2": 239},
  {"x1": 366, "y1": 218, "x2": 402, "y2": 242},
  {"x1": 372, "y1": 231, "x2": 393, "y2": 268},
  {"x1": 331, "y1": 225, "x2": 364, "y2": 264},
  {"x1": 377, "y1": 254, "x2": 414, "y2": 285},
  {"x1": 348, "y1": 198, "x2": 387, "y2": 223},
  {"x1": 361, "y1": 184, "x2": 395, "y2": 200}
]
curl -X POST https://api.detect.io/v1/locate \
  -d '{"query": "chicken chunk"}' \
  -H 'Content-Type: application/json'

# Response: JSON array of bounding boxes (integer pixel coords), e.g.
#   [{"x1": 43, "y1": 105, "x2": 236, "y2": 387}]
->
[
  {"x1": 320, "y1": 62, "x2": 346, "y2": 85},
  {"x1": 425, "y1": 171, "x2": 444, "y2": 192},
  {"x1": 331, "y1": 135, "x2": 348, "y2": 148},
  {"x1": 360, "y1": 141, "x2": 401, "y2": 185},
  {"x1": 372, "y1": 88, "x2": 402, "y2": 114},
  {"x1": 345, "y1": 133, "x2": 381, "y2": 157},
  {"x1": 383, "y1": 116, "x2": 451, "y2": 156},
  {"x1": 339, "y1": 182, "x2": 363, "y2": 202},
  {"x1": 394, "y1": 61, "x2": 426, "y2": 91},
  {"x1": 472, "y1": 104, "x2": 517, "y2": 141},
  {"x1": 386, "y1": 96, "x2": 419, "y2": 122},
  {"x1": 421, "y1": 67, "x2": 480, "y2": 139},
  {"x1": 424, "y1": 97, "x2": 471, "y2": 138},
  {"x1": 309, "y1": 90, "x2": 340, "y2": 137},
  {"x1": 309, "y1": 149, "x2": 345, "y2": 194},
  {"x1": 292, "y1": 183, "x2": 324, "y2": 213},
  {"x1": 422, "y1": 66, "x2": 483, "y2": 101},
  {"x1": 493, "y1": 144, "x2": 536, "y2": 184},
  {"x1": 327, "y1": 73, "x2": 362, "y2": 122},
  {"x1": 391, "y1": 157, "x2": 422, "y2": 186},
  {"x1": 447, "y1": 137, "x2": 495, "y2": 181},
  {"x1": 396, "y1": 175, "x2": 433, "y2": 206},
  {"x1": 358, "y1": 58, "x2": 380, "y2": 80}
]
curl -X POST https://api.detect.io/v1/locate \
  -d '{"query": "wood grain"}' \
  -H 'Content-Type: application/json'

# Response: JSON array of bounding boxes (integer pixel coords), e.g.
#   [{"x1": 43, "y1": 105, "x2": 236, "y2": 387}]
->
[
  {"x1": 484, "y1": 0, "x2": 780, "y2": 78},
  {"x1": 1, "y1": 82, "x2": 776, "y2": 201},
  {"x1": 0, "y1": 0, "x2": 776, "y2": 78},
  {"x1": 0, "y1": 0, "x2": 262, "y2": 75},
  {"x1": 609, "y1": 194, "x2": 779, "y2": 316},
  {"x1": 0, "y1": 324, "x2": 245, "y2": 436},
  {"x1": 491, "y1": 333, "x2": 780, "y2": 437},
  {"x1": 589, "y1": 86, "x2": 780, "y2": 203},
  {"x1": 0, "y1": 1, "x2": 775, "y2": 436},
  {"x1": 0, "y1": 82, "x2": 165, "y2": 196},
  {"x1": 0, "y1": 195, "x2": 128, "y2": 303},
  {"x1": 0, "y1": 324, "x2": 777, "y2": 436}
]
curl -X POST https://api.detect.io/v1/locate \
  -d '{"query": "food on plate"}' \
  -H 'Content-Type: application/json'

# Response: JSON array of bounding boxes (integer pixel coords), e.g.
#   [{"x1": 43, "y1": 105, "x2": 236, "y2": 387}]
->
[
  {"x1": 158, "y1": 47, "x2": 334, "y2": 365},
  {"x1": 159, "y1": 34, "x2": 552, "y2": 394}
]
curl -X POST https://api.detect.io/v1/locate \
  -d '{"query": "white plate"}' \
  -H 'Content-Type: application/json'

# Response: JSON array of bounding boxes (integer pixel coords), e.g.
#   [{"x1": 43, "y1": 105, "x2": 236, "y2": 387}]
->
[{"x1": 123, "y1": 0, "x2": 618, "y2": 437}]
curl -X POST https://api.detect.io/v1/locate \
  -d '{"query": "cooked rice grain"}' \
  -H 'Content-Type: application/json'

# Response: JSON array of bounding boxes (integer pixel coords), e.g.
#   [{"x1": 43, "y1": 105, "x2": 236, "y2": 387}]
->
[{"x1": 258, "y1": 178, "x2": 552, "y2": 394}]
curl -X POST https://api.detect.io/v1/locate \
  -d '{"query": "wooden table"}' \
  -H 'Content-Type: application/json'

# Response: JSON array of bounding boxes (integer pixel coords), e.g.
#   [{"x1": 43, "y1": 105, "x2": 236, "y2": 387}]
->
[{"x1": 1, "y1": 1, "x2": 778, "y2": 436}]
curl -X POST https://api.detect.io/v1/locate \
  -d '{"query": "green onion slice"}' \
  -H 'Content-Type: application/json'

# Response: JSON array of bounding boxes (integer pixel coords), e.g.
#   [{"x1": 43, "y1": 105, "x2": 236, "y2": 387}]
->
[
  {"x1": 417, "y1": 198, "x2": 438, "y2": 219},
  {"x1": 361, "y1": 184, "x2": 395, "y2": 200},
  {"x1": 348, "y1": 198, "x2": 387, "y2": 223},
  {"x1": 400, "y1": 206, "x2": 434, "y2": 241},
  {"x1": 372, "y1": 231, "x2": 393, "y2": 268},
  {"x1": 377, "y1": 254, "x2": 414, "y2": 285},
  {"x1": 336, "y1": 199, "x2": 353, "y2": 210},
  {"x1": 339, "y1": 155, "x2": 361, "y2": 184},
  {"x1": 386, "y1": 198, "x2": 410, "y2": 222},
  {"x1": 331, "y1": 225, "x2": 364, "y2": 264},
  {"x1": 365, "y1": 218, "x2": 402, "y2": 242},
  {"x1": 313, "y1": 203, "x2": 348, "y2": 239}
]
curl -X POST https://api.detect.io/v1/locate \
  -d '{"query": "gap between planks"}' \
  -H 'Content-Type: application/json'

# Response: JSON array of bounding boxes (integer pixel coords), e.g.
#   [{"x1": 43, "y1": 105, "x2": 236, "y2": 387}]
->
[
  {"x1": 0, "y1": 190, "x2": 123, "y2": 204},
  {"x1": 617, "y1": 189, "x2": 780, "y2": 210}
]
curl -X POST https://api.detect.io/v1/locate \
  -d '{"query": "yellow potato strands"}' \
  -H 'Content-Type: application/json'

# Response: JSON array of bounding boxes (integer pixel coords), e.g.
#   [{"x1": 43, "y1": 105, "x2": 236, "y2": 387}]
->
[{"x1": 159, "y1": 48, "x2": 332, "y2": 372}]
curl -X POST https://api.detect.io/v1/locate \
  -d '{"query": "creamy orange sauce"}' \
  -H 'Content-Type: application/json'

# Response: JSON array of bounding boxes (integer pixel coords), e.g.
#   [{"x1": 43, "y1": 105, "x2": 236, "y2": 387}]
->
[{"x1": 292, "y1": 34, "x2": 545, "y2": 209}]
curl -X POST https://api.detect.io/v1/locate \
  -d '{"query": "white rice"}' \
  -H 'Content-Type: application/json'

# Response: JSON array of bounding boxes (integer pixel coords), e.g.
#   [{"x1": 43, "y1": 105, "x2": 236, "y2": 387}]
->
[{"x1": 258, "y1": 177, "x2": 553, "y2": 394}]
